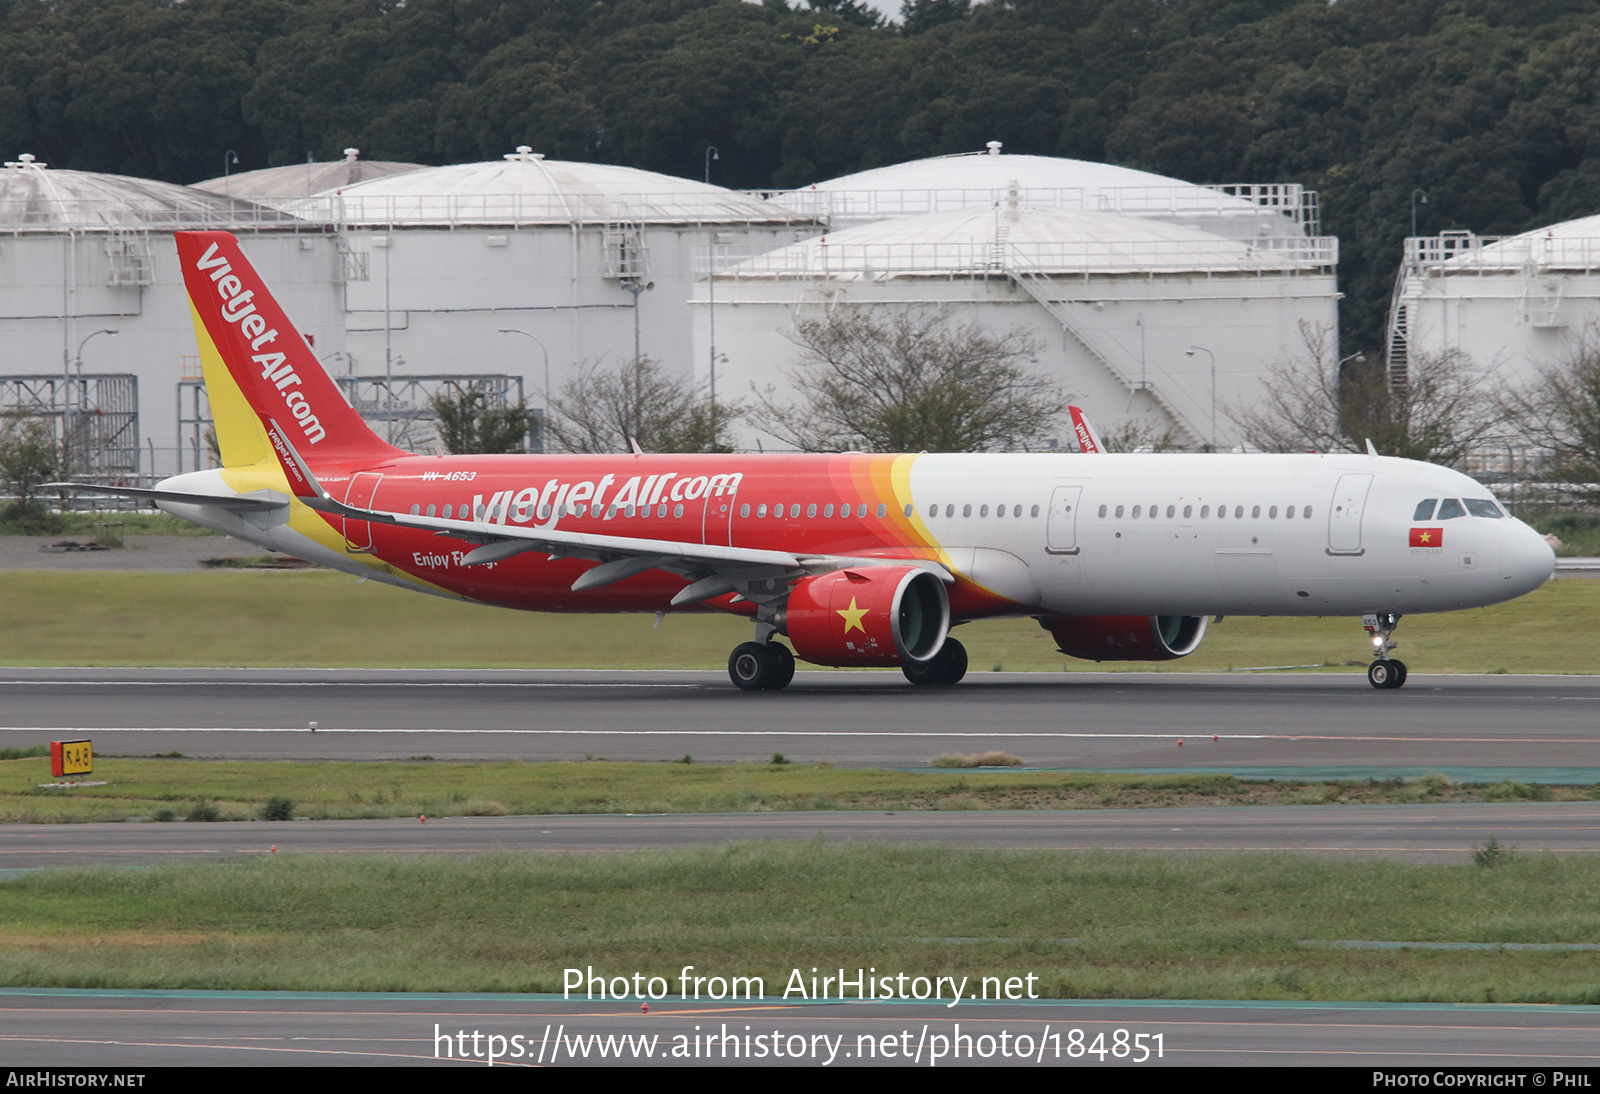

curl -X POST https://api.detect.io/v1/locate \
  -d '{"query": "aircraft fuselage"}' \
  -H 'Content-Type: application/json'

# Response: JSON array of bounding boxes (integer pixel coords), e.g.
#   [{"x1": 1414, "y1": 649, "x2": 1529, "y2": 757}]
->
[{"x1": 156, "y1": 449, "x2": 1555, "y2": 621}]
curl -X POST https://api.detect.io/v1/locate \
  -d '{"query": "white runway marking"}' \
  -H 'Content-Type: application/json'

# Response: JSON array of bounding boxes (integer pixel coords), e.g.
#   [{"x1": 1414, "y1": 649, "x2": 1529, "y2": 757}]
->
[
  {"x1": 0, "y1": 725, "x2": 1269, "y2": 737},
  {"x1": 7, "y1": 726, "x2": 1600, "y2": 743},
  {"x1": 0, "y1": 680, "x2": 703, "y2": 689}
]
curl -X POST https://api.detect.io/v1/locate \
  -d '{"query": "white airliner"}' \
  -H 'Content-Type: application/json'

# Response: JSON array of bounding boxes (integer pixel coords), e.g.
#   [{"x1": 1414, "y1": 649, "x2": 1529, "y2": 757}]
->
[{"x1": 59, "y1": 232, "x2": 1557, "y2": 690}]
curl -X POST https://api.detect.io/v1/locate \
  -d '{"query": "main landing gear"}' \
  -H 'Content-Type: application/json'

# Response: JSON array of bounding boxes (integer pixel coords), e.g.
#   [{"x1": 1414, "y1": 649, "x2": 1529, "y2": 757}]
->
[
  {"x1": 902, "y1": 637, "x2": 968, "y2": 687},
  {"x1": 1362, "y1": 612, "x2": 1408, "y2": 689},
  {"x1": 724, "y1": 637, "x2": 971, "y2": 690},
  {"x1": 728, "y1": 641, "x2": 796, "y2": 691}
]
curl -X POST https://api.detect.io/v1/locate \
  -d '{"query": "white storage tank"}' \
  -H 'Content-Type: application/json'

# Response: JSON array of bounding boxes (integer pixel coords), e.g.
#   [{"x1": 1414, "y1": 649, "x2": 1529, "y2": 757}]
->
[
  {"x1": 191, "y1": 148, "x2": 427, "y2": 204},
  {"x1": 770, "y1": 142, "x2": 1317, "y2": 241},
  {"x1": 695, "y1": 192, "x2": 1339, "y2": 451},
  {"x1": 0, "y1": 154, "x2": 340, "y2": 479},
  {"x1": 315, "y1": 147, "x2": 823, "y2": 421},
  {"x1": 1388, "y1": 218, "x2": 1600, "y2": 390}
]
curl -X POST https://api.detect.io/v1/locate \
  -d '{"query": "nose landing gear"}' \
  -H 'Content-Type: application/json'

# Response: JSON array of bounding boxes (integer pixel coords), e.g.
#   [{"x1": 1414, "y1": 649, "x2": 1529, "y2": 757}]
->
[{"x1": 1362, "y1": 612, "x2": 1407, "y2": 689}]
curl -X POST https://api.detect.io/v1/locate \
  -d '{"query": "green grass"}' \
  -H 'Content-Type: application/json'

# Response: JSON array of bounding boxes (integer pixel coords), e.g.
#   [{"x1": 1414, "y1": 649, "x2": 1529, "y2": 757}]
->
[
  {"x1": 0, "y1": 756, "x2": 1586, "y2": 823},
  {"x1": 1531, "y1": 510, "x2": 1600, "y2": 556},
  {"x1": 0, "y1": 570, "x2": 1596, "y2": 673},
  {"x1": 0, "y1": 512, "x2": 218, "y2": 537},
  {"x1": 2, "y1": 848, "x2": 1599, "y2": 1002}
]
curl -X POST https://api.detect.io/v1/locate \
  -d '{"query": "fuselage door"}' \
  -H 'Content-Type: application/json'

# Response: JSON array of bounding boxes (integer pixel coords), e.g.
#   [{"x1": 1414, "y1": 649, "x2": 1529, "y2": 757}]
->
[
  {"x1": 343, "y1": 472, "x2": 383, "y2": 553},
  {"x1": 1327, "y1": 472, "x2": 1374, "y2": 556},
  {"x1": 1045, "y1": 485, "x2": 1083, "y2": 555},
  {"x1": 701, "y1": 473, "x2": 740, "y2": 547}
]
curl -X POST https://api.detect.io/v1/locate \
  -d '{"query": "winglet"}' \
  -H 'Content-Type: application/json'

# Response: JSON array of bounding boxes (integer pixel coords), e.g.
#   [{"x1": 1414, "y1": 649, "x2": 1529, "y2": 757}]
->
[
  {"x1": 1366, "y1": 438, "x2": 1379, "y2": 457},
  {"x1": 1069, "y1": 406, "x2": 1104, "y2": 454}
]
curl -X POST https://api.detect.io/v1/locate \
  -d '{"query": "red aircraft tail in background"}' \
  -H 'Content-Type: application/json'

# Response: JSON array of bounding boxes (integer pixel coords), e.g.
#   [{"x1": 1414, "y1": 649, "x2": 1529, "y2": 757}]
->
[{"x1": 1069, "y1": 405, "x2": 1104, "y2": 453}]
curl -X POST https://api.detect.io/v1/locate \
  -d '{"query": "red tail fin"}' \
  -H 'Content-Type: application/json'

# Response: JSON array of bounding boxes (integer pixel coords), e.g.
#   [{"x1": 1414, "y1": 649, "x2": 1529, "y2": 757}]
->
[
  {"x1": 1069, "y1": 406, "x2": 1104, "y2": 454},
  {"x1": 175, "y1": 231, "x2": 401, "y2": 466}
]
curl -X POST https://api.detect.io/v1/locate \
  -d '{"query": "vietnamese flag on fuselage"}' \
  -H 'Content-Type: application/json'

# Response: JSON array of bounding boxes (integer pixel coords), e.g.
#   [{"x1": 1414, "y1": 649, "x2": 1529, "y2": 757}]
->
[{"x1": 1410, "y1": 527, "x2": 1443, "y2": 547}]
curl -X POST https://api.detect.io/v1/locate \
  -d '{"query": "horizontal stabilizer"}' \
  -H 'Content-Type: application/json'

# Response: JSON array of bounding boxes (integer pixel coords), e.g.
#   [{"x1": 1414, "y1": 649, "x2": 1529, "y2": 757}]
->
[{"x1": 41, "y1": 483, "x2": 287, "y2": 512}]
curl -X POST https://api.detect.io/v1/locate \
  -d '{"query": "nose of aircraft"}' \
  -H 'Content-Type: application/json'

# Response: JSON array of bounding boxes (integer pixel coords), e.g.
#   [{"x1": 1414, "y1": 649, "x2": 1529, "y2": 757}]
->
[{"x1": 1503, "y1": 521, "x2": 1556, "y2": 597}]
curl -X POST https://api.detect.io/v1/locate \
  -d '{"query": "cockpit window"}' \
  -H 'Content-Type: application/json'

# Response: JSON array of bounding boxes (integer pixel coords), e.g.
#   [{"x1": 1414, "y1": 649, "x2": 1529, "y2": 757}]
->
[
  {"x1": 1436, "y1": 498, "x2": 1467, "y2": 519},
  {"x1": 1463, "y1": 499, "x2": 1504, "y2": 518},
  {"x1": 1413, "y1": 499, "x2": 1437, "y2": 521}
]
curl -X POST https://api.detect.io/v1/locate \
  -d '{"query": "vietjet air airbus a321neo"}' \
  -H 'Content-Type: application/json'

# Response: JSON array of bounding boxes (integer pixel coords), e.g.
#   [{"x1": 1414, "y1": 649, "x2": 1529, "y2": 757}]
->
[{"x1": 65, "y1": 231, "x2": 1556, "y2": 690}]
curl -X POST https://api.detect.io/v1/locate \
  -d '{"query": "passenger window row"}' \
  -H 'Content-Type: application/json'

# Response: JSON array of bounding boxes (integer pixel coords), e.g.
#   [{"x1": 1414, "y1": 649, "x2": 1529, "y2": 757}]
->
[
  {"x1": 925, "y1": 503, "x2": 1041, "y2": 519},
  {"x1": 738, "y1": 501, "x2": 889, "y2": 520},
  {"x1": 409, "y1": 501, "x2": 689, "y2": 520},
  {"x1": 1095, "y1": 502, "x2": 1313, "y2": 520}
]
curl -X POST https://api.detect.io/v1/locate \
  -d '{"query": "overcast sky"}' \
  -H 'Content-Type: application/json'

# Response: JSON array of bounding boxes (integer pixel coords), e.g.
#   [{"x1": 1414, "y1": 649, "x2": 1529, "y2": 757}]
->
[{"x1": 751, "y1": 1, "x2": 909, "y2": 25}]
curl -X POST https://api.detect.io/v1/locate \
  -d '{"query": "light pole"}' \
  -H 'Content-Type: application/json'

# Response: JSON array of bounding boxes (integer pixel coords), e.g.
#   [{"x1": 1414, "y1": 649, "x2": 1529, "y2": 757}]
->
[
  {"x1": 703, "y1": 143, "x2": 723, "y2": 432},
  {"x1": 65, "y1": 328, "x2": 117, "y2": 478},
  {"x1": 621, "y1": 279, "x2": 654, "y2": 367},
  {"x1": 223, "y1": 150, "x2": 239, "y2": 197},
  {"x1": 1338, "y1": 350, "x2": 1370, "y2": 398},
  {"x1": 74, "y1": 328, "x2": 118, "y2": 378},
  {"x1": 1339, "y1": 350, "x2": 1368, "y2": 388},
  {"x1": 1410, "y1": 189, "x2": 1428, "y2": 238},
  {"x1": 382, "y1": 236, "x2": 393, "y2": 442},
  {"x1": 319, "y1": 349, "x2": 353, "y2": 376},
  {"x1": 707, "y1": 228, "x2": 718, "y2": 435},
  {"x1": 498, "y1": 328, "x2": 551, "y2": 412},
  {"x1": 1185, "y1": 345, "x2": 1215, "y2": 451}
]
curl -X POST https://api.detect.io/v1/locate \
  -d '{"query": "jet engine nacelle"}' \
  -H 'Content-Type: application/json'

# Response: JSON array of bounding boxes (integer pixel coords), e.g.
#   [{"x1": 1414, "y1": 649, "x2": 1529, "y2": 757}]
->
[
  {"x1": 1043, "y1": 614, "x2": 1208, "y2": 661},
  {"x1": 783, "y1": 566, "x2": 950, "y2": 668}
]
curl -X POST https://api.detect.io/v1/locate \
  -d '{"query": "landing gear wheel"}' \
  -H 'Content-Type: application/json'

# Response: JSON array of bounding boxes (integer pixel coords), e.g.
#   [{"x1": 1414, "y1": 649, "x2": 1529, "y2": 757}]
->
[
  {"x1": 729, "y1": 642, "x2": 775, "y2": 691},
  {"x1": 766, "y1": 643, "x2": 796, "y2": 691},
  {"x1": 1367, "y1": 659, "x2": 1406, "y2": 689},
  {"x1": 903, "y1": 637, "x2": 968, "y2": 687},
  {"x1": 938, "y1": 637, "x2": 968, "y2": 686}
]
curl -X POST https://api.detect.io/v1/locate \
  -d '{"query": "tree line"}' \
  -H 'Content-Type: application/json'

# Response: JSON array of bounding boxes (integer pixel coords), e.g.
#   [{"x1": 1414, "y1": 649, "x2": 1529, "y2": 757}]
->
[{"x1": 3, "y1": 0, "x2": 1600, "y2": 351}]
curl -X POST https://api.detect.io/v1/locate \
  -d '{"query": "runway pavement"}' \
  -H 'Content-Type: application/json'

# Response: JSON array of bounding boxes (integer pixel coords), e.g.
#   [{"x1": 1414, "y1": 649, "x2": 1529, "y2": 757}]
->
[
  {"x1": 4, "y1": 990, "x2": 1600, "y2": 1067},
  {"x1": 1, "y1": 803, "x2": 1598, "y2": 867},
  {"x1": 7, "y1": 667, "x2": 1600, "y2": 1069},
  {"x1": 3, "y1": 667, "x2": 1599, "y2": 779},
  {"x1": 0, "y1": 534, "x2": 262, "y2": 571}
]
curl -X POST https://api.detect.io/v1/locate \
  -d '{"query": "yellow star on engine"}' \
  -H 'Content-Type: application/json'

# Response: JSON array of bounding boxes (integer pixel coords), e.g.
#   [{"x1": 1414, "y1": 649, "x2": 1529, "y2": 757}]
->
[{"x1": 837, "y1": 597, "x2": 869, "y2": 634}]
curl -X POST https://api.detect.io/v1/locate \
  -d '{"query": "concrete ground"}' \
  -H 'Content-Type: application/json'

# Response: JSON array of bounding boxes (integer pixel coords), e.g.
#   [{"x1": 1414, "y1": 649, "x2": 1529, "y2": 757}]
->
[{"x1": 0, "y1": 534, "x2": 275, "y2": 571}]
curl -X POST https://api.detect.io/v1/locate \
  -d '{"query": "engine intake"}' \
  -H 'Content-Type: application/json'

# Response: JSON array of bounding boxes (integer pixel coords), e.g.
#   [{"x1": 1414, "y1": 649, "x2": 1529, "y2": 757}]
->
[
  {"x1": 784, "y1": 566, "x2": 950, "y2": 667},
  {"x1": 1042, "y1": 614, "x2": 1208, "y2": 661}
]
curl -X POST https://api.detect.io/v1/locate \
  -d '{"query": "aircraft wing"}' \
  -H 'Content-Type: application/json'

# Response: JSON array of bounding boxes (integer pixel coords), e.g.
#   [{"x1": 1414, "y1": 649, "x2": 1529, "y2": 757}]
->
[
  {"x1": 304, "y1": 489, "x2": 951, "y2": 605},
  {"x1": 261, "y1": 417, "x2": 949, "y2": 606}
]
